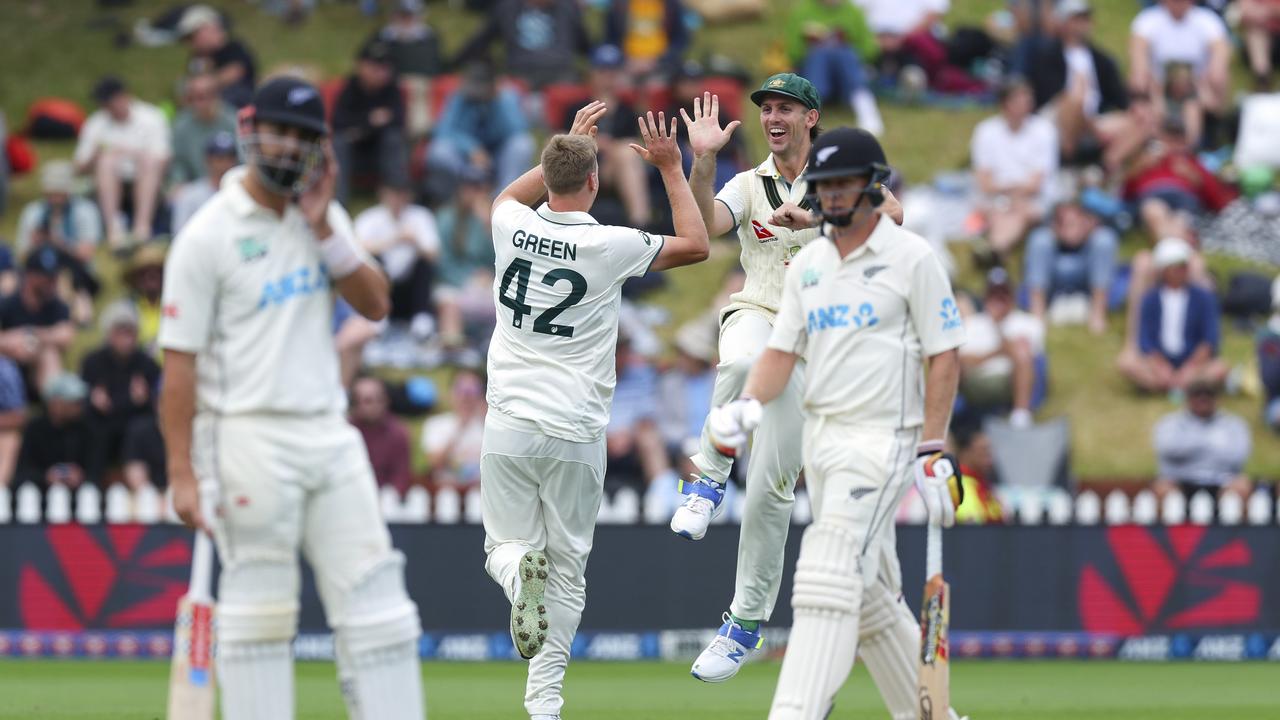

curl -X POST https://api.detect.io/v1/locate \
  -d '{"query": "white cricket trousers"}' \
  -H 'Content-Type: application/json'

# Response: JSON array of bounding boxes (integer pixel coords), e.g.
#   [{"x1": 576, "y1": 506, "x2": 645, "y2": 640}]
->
[
  {"x1": 480, "y1": 417, "x2": 607, "y2": 718},
  {"x1": 690, "y1": 308, "x2": 807, "y2": 621},
  {"x1": 770, "y1": 419, "x2": 921, "y2": 720}
]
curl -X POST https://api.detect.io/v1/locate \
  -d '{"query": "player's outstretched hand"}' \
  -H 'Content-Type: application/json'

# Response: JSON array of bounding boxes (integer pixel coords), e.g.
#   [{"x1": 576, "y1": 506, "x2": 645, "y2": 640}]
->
[
  {"x1": 708, "y1": 397, "x2": 762, "y2": 458},
  {"x1": 913, "y1": 447, "x2": 964, "y2": 528},
  {"x1": 630, "y1": 111, "x2": 681, "y2": 171},
  {"x1": 299, "y1": 139, "x2": 338, "y2": 234},
  {"x1": 679, "y1": 92, "x2": 741, "y2": 158},
  {"x1": 770, "y1": 201, "x2": 821, "y2": 231},
  {"x1": 570, "y1": 100, "x2": 608, "y2": 140}
]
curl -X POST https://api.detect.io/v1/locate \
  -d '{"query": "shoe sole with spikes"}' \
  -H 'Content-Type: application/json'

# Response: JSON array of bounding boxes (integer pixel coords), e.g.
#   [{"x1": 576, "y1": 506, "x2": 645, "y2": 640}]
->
[{"x1": 511, "y1": 550, "x2": 549, "y2": 660}]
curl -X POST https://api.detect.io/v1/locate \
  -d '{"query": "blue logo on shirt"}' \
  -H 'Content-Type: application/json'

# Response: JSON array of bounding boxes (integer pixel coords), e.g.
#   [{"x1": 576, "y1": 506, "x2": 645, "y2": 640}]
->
[
  {"x1": 258, "y1": 264, "x2": 330, "y2": 310},
  {"x1": 807, "y1": 302, "x2": 879, "y2": 334},
  {"x1": 940, "y1": 298, "x2": 962, "y2": 331}
]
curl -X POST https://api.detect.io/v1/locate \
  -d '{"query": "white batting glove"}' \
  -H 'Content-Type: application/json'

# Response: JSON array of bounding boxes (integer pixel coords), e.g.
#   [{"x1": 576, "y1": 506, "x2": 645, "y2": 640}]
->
[
  {"x1": 708, "y1": 397, "x2": 762, "y2": 458},
  {"x1": 912, "y1": 442, "x2": 963, "y2": 528}
]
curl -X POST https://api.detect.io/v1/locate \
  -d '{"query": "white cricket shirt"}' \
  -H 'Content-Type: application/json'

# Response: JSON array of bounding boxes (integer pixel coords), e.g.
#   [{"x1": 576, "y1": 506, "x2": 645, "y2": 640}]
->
[
  {"x1": 768, "y1": 217, "x2": 966, "y2": 429},
  {"x1": 486, "y1": 200, "x2": 664, "y2": 443},
  {"x1": 715, "y1": 154, "x2": 821, "y2": 320},
  {"x1": 1131, "y1": 5, "x2": 1226, "y2": 81},
  {"x1": 159, "y1": 166, "x2": 364, "y2": 417}
]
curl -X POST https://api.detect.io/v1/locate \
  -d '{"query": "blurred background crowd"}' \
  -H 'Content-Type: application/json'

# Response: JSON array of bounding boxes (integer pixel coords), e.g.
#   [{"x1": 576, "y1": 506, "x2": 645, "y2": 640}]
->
[{"x1": 0, "y1": 0, "x2": 1278, "y2": 524}]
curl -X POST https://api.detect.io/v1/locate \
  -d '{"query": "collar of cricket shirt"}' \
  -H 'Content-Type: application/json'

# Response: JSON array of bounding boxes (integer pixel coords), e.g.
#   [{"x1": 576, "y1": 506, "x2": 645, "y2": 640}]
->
[
  {"x1": 755, "y1": 154, "x2": 808, "y2": 188},
  {"x1": 536, "y1": 202, "x2": 598, "y2": 227},
  {"x1": 222, "y1": 165, "x2": 300, "y2": 223},
  {"x1": 835, "y1": 214, "x2": 893, "y2": 263}
]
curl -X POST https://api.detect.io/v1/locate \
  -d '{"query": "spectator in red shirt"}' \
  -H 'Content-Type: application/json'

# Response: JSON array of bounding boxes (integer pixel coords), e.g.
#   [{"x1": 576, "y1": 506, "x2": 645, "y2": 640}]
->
[
  {"x1": 1122, "y1": 116, "x2": 1237, "y2": 243},
  {"x1": 350, "y1": 375, "x2": 413, "y2": 495}
]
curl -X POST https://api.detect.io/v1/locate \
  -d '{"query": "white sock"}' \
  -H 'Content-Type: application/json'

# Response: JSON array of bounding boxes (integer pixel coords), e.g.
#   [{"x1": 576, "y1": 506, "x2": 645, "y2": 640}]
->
[
  {"x1": 858, "y1": 605, "x2": 921, "y2": 720},
  {"x1": 338, "y1": 639, "x2": 425, "y2": 720},
  {"x1": 217, "y1": 640, "x2": 294, "y2": 720},
  {"x1": 852, "y1": 90, "x2": 884, "y2": 137}
]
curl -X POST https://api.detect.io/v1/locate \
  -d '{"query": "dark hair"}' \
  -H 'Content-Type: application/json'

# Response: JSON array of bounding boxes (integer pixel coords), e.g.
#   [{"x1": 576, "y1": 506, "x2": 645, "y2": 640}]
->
[{"x1": 810, "y1": 123, "x2": 821, "y2": 142}]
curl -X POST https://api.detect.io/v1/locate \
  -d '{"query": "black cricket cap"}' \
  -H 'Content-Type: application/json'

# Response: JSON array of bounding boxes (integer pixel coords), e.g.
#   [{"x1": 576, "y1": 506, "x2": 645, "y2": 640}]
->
[{"x1": 249, "y1": 76, "x2": 328, "y2": 135}]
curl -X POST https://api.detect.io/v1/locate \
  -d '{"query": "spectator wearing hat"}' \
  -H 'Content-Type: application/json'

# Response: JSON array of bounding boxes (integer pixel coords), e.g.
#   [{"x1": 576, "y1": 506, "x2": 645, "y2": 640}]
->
[
  {"x1": 15, "y1": 372, "x2": 93, "y2": 489},
  {"x1": 171, "y1": 131, "x2": 239, "y2": 233},
  {"x1": 169, "y1": 72, "x2": 239, "y2": 188},
  {"x1": 81, "y1": 300, "x2": 164, "y2": 490},
  {"x1": 970, "y1": 77, "x2": 1059, "y2": 256},
  {"x1": 73, "y1": 76, "x2": 170, "y2": 249},
  {"x1": 603, "y1": 0, "x2": 690, "y2": 81},
  {"x1": 0, "y1": 248, "x2": 75, "y2": 394},
  {"x1": 421, "y1": 367, "x2": 487, "y2": 491},
  {"x1": 349, "y1": 375, "x2": 414, "y2": 495},
  {"x1": 333, "y1": 39, "x2": 411, "y2": 203},
  {"x1": 1023, "y1": 198, "x2": 1118, "y2": 334},
  {"x1": 1129, "y1": 0, "x2": 1230, "y2": 115},
  {"x1": 1119, "y1": 237, "x2": 1228, "y2": 394},
  {"x1": 1152, "y1": 372, "x2": 1251, "y2": 501},
  {"x1": 426, "y1": 61, "x2": 533, "y2": 202},
  {"x1": 1027, "y1": 0, "x2": 1130, "y2": 161},
  {"x1": 1257, "y1": 275, "x2": 1280, "y2": 433},
  {"x1": 433, "y1": 166, "x2": 497, "y2": 349},
  {"x1": 16, "y1": 161, "x2": 103, "y2": 263},
  {"x1": 374, "y1": 0, "x2": 442, "y2": 77},
  {"x1": 121, "y1": 243, "x2": 168, "y2": 358},
  {"x1": 559, "y1": 45, "x2": 651, "y2": 228},
  {"x1": 354, "y1": 183, "x2": 440, "y2": 335},
  {"x1": 453, "y1": 0, "x2": 592, "y2": 90},
  {"x1": 784, "y1": 0, "x2": 883, "y2": 136},
  {"x1": 958, "y1": 268, "x2": 1046, "y2": 428},
  {"x1": 178, "y1": 4, "x2": 258, "y2": 108}
]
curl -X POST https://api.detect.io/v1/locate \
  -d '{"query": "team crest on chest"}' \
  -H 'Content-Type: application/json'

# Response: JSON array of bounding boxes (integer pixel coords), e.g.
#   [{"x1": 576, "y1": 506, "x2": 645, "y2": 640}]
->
[{"x1": 237, "y1": 236, "x2": 268, "y2": 263}]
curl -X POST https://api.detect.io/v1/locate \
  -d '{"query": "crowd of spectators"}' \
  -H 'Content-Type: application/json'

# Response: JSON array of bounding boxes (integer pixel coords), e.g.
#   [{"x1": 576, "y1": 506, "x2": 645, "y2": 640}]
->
[{"x1": 0, "y1": 0, "x2": 1277, "y2": 515}]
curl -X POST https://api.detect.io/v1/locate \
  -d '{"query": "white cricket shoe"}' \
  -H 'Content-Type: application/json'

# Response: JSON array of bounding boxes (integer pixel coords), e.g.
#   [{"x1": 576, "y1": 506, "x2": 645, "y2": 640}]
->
[
  {"x1": 530, "y1": 715, "x2": 560, "y2": 720},
  {"x1": 510, "y1": 551, "x2": 549, "y2": 659},
  {"x1": 670, "y1": 476, "x2": 726, "y2": 541},
  {"x1": 949, "y1": 709, "x2": 969, "y2": 720},
  {"x1": 690, "y1": 613, "x2": 763, "y2": 683}
]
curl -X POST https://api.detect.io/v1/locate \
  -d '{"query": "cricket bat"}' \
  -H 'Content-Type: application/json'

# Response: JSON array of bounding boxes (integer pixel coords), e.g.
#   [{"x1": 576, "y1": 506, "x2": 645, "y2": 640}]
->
[
  {"x1": 167, "y1": 531, "x2": 216, "y2": 720},
  {"x1": 917, "y1": 520, "x2": 950, "y2": 720}
]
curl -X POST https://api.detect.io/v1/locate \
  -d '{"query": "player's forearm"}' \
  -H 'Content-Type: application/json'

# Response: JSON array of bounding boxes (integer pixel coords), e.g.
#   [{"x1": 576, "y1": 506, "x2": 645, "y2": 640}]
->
[
  {"x1": 159, "y1": 351, "x2": 198, "y2": 474},
  {"x1": 495, "y1": 164, "x2": 548, "y2": 209},
  {"x1": 742, "y1": 348, "x2": 799, "y2": 406},
  {"x1": 661, "y1": 165, "x2": 709, "y2": 250},
  {"x1": 335, "y1": 264, "x2": 391, "y2": 321},
  {"x1": 688, "y1": 153, "x2": 719, "y2": 232},
  {"x1": 921, "y1": 349, "x2": 959, "y2": 443}
]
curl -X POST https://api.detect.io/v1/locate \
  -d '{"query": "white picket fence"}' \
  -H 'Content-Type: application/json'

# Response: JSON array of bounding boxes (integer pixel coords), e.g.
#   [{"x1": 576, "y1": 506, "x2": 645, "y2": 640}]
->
[{"x1": 0, "y1": 482, "x2": 1276, "y2": 526}]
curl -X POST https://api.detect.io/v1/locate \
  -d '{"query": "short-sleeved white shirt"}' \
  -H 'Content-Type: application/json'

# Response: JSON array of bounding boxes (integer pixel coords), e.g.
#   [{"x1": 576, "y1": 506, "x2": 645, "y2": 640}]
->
[
  {"x1": 354, "y1": 203, "x2": 440, "y2": 283},
  {"x1": 854, "y1": 0, "x2": 948, "y2": 35},
  {"x1": 1131, "y1": 5, "x2": 1226, "y2": 81},
  {"x1": 73, "y1": 100, "x2": 172, "y2": 174},
  {"x1": 960, "y1": 309, "x2": 1045, "y2": 378},
  {"x1": 485, "y1": 200, "x2": 663, "y2": 443},
  {"x1": 714, "y1": 154, "x2": 821, "y2": 320},
  {"x1": 768, "y1": 217, "x2": 966, "y2": 428},
  {"x1": 970, "y1": 113, "x2": 1059, "y2": 207},
  {"x1": 159, "y1": 167, "x2": 364, "y2": 417}
]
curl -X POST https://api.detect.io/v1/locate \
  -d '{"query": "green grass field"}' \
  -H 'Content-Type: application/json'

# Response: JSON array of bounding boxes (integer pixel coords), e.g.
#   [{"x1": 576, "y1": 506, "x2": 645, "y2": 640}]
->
[{"x1": 0, "y1": 660, "x2": 1276, "y2": 719}]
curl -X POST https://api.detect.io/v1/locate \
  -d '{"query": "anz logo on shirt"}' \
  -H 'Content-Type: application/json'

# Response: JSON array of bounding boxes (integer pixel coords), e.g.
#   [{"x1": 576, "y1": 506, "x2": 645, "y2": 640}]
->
[
  {"x1": 807, "y1": 302, "x2": 879, "y2": 334},
  {"x1": 940, "y1": 298, "x2": 962, "y2": 331},
  {"x1": 258, "y1": 264, "x2": 330, "y2": 310}
]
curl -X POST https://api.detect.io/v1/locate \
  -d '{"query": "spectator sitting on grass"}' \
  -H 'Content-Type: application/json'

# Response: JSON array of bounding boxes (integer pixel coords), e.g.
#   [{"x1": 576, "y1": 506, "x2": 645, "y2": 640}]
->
[
  {"x1": 958, "y1": 268, "x2": 1045, "y2": 429},
  {"x1": 168, "y1": 72, "x2": 238, "y2": 188},
  {"x1": 172, "y1": 131, "x2": 239, "y2": 233},
  {"x1": 15, "y1": 161, "x2": 102, "y2": 325},
  {"x1": 1023, "y1": 199, "x2": 1117, "y2": 334},
  {"x1": 1118, "y1": 237, "x2": 1228, "y2": 395},
  {"x1": 178, "y1": 5, "x2": 258, "y2": 108},
  {"x1": 1128, "y1": 0, "x2": 1230, "y2": 116},
  {"x1": 333, "y1": 39, "x2": 411, "y2": 203},
  {"x1": 1121, "y1": 116, "x2": 1237, "y2": 245},
  {"x1": 422, "y1": 367, "x2": 487, "y2": 492},
  {"x1": 15, "y1": 372, "x2": 92, "y2": 490},
  {"x1": 354, "y1": 182, "x2": 440, "y2": 338},
  {"x1": 81, "y1": 301, "x2": 163, "y2": 491},
  {"x1": 784, "y1": 0, "x2": 883, "y2": 135},
  {"x1": 0, "y1": 248, "x2": 75, "y2": 394},
  {"x1": 1240, "y1": 0, "x2": 1280, "y2": 91},
  {"x1": 1153, "y1": 372, "x2": 1251, "y2": 501},
  {"x1": 350, "y1": 375, "x2": 414, "y2": 496},
  {"x1": 73, "y1": 76, "x2": 170, "y2": 249}
]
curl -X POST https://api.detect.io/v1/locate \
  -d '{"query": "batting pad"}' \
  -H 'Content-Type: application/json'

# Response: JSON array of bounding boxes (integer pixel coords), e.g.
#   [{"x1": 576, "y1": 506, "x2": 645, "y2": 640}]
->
[
  {"x1": 217, "y1": 640, "x2": 293, "y2": 720},
  {"x1": 859, "y1": 578, "x2": 920, "y2": 720},
  {"x1": 770, "y1": 522, "x2": 865, "y2": 720},
  {"x1": 334, "y1": 553, "x2": 424, "y2": 720}
]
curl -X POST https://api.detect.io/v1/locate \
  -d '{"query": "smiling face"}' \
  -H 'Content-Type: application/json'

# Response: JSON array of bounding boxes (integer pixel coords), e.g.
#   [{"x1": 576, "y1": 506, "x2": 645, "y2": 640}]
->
[{"x1": 758, "y1": 95, "x2": 818, "y2": 158}]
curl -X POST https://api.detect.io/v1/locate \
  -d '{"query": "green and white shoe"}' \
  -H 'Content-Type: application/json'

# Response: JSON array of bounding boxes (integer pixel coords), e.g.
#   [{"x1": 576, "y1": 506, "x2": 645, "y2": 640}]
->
[{"x1": 511, "y1": 550, "x2": 549, "y2": 659}]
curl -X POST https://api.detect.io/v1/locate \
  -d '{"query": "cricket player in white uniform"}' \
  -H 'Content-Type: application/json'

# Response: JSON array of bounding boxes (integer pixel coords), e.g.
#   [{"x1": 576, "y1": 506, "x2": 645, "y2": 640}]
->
[
  {"x1": 482, "y1": 103, "x2": 711, "y2": 720},
  {"x1": 671, "y1": 75, "x2": 903, "y2": 682},
  {"x1": 160, "y1": 77, "x2": 424, "y2": 720},
  {"x1": 709, "y1": 127, "x2": 967, "y2": 719}
]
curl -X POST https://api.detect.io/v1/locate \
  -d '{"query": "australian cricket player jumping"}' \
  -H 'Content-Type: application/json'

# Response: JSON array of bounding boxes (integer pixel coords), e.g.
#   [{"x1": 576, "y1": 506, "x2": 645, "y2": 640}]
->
[
  {"x1": 481, "y1": 103, "x2": 710, "y2": 720},
  {"x1": 160, "y1": 76, "x2": 424, "y2": 719},
  {"x1": 708, "y1": 127, "x2": 967, "y2": 719},
  {"x1": 672, "y1": 75, "x2": 902, "y2": 682}
]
